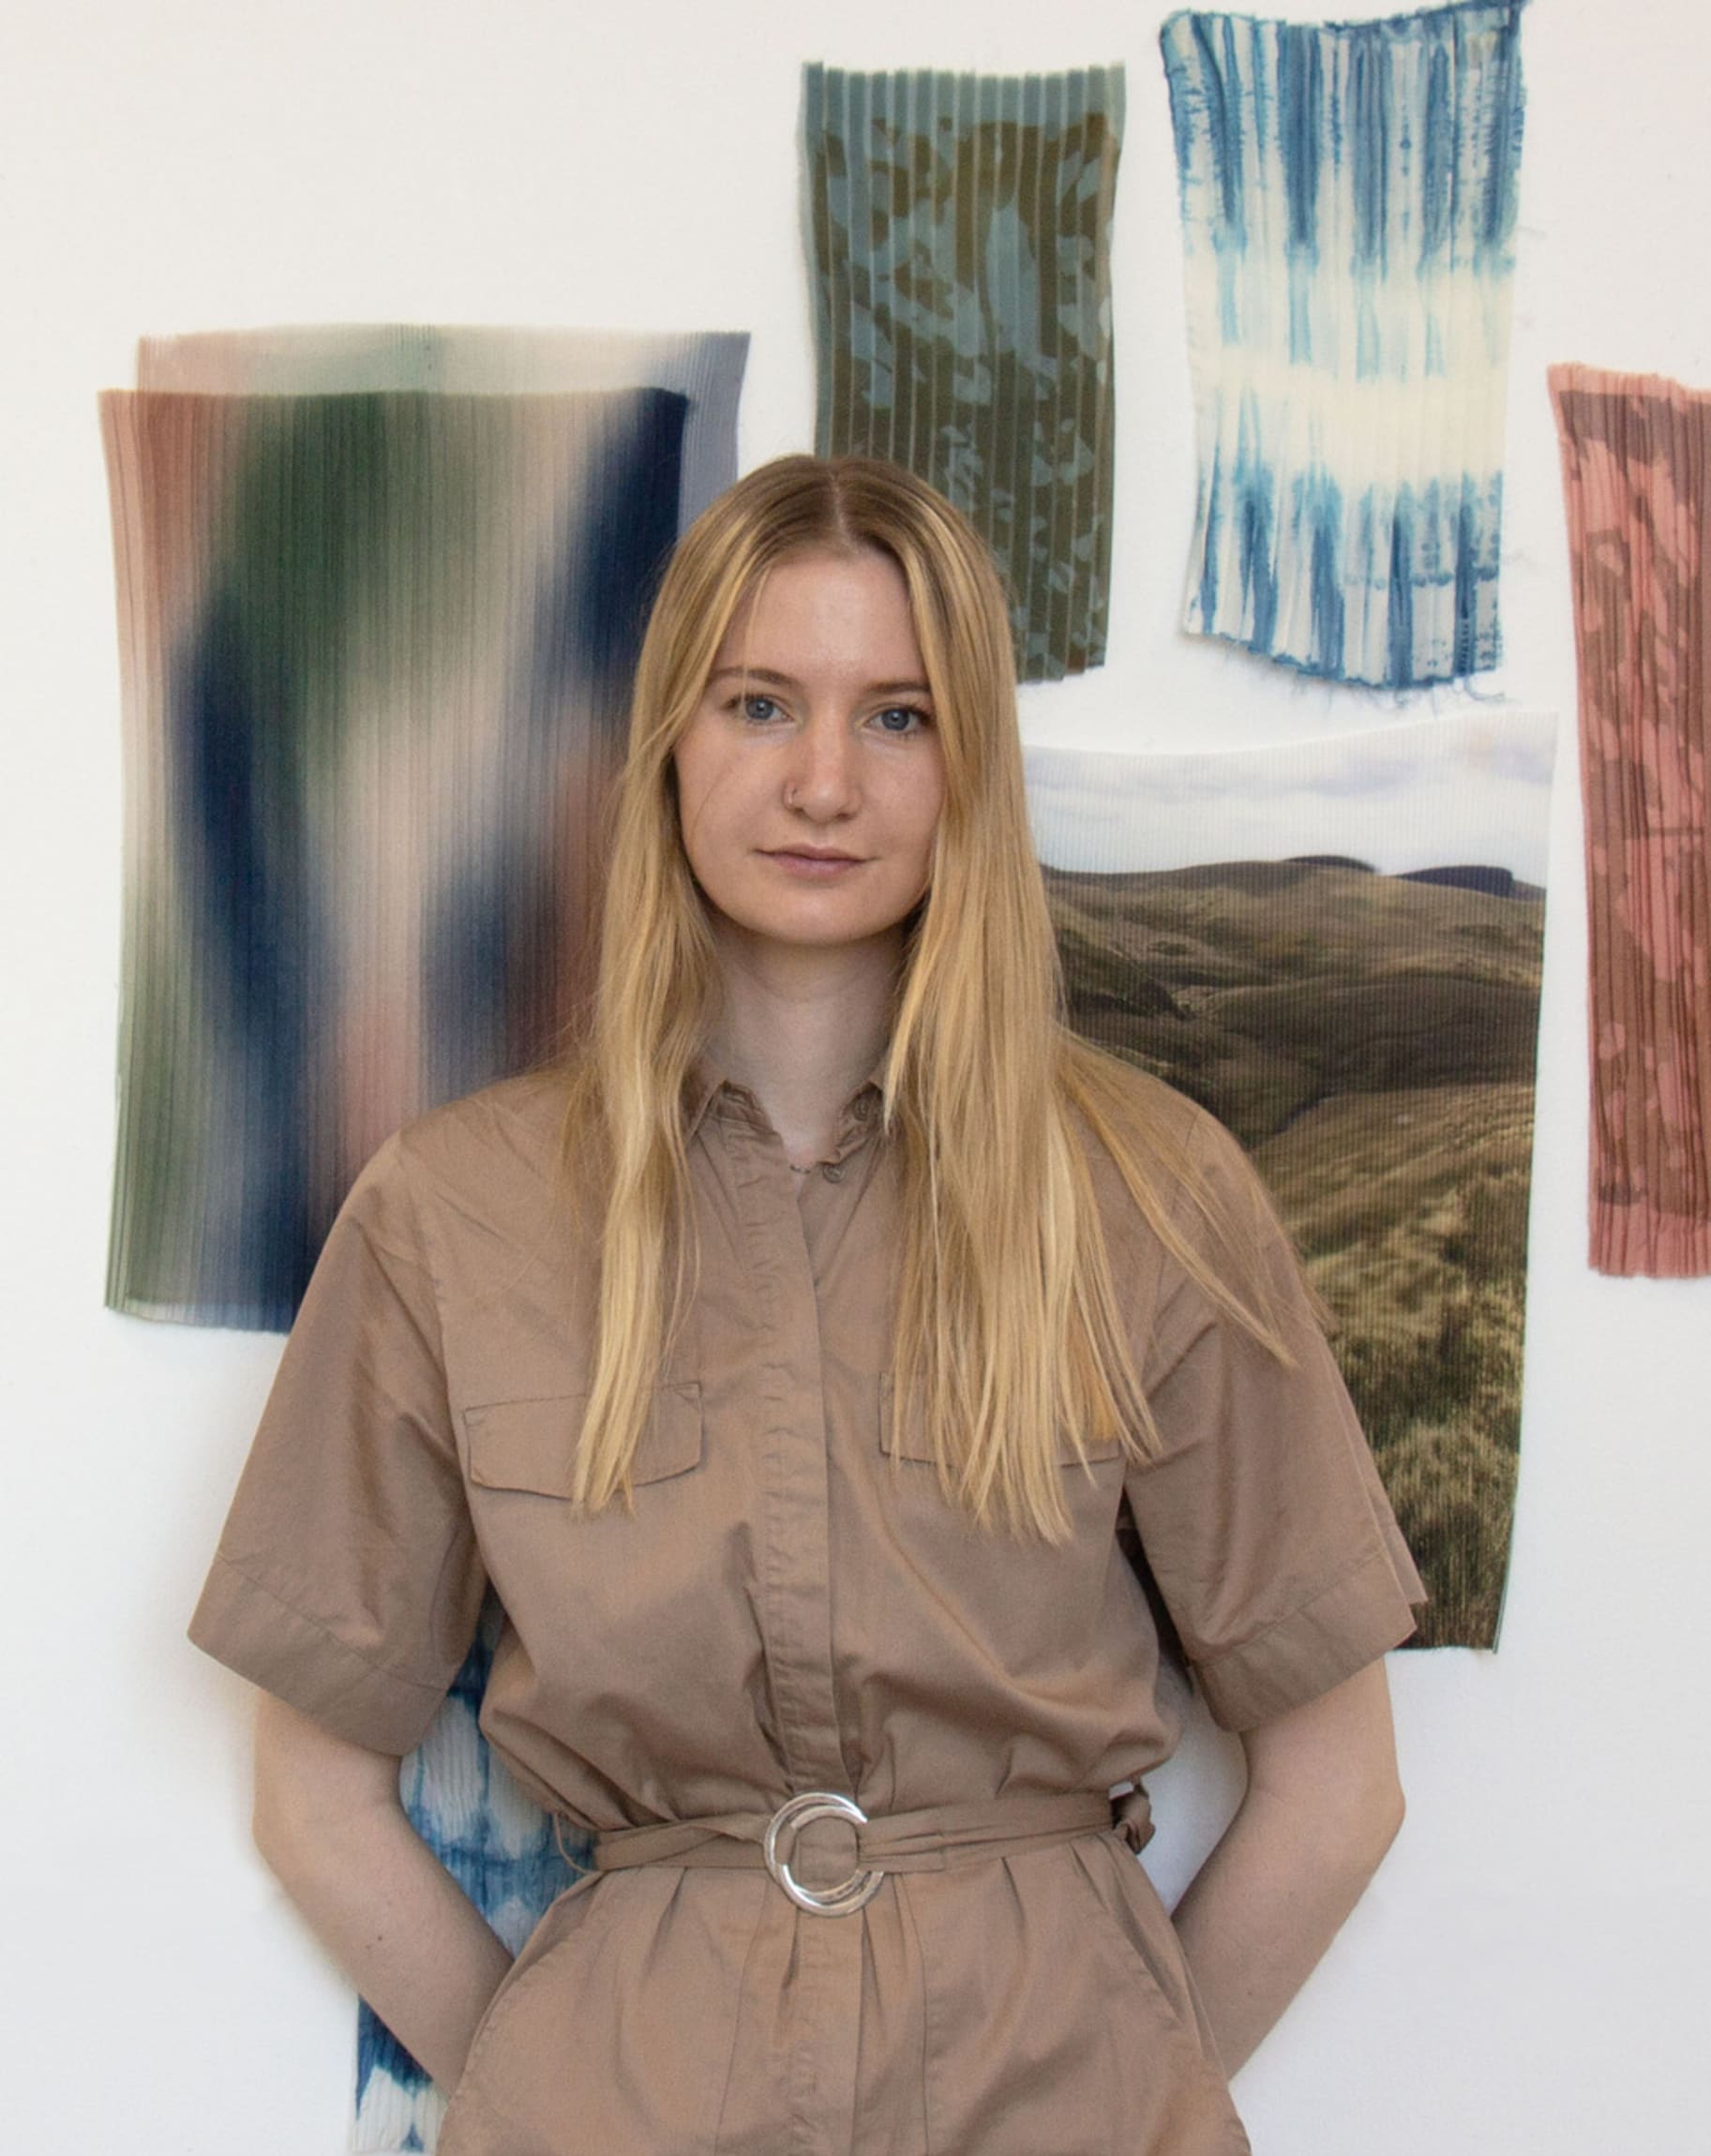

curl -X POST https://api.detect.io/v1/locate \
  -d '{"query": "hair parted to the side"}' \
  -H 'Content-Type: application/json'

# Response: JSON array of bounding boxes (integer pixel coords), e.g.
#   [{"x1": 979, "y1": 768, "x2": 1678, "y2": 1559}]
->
[{"x1": 564, "y1": 453, "x2": 1292, "y2": 1535}]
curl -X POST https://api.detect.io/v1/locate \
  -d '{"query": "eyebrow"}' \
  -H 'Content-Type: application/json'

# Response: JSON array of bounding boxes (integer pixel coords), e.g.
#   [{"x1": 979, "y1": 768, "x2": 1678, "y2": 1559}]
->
[{"x1": 705, "y1": 665, "x2": 934, "y2": 698}]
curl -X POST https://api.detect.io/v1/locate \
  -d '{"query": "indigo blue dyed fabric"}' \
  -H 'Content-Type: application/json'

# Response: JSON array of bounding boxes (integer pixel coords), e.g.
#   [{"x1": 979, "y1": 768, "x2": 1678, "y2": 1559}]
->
[
  {"x1": 354, "y1": 1598, "x2": 589, "y2": 2151},
  {"x1": 101, "y1": 380, "x2": 698, "y2": 1332},
  {"x1": 804, "y1": 65, "x2": 1124, "y2": 682},
  {"x1": 1161, "y1": 2, "x2": 1527, "y2": 686}
]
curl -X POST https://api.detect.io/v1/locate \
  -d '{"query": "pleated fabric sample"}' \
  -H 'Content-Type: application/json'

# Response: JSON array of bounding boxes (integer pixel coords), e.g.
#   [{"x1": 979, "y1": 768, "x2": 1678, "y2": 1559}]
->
[
  {"x1": 1552, "y1": 366, "x2": 1711, "y2": 1277},
  {"x1": 135, "y1": 322, "x2": 748, "y2": 530},
  {"x1": 804, "y1": 64, "x2": 1124, "y2": 681},
  {"x1": 1027, "y1": 710, "x2": 1556, "y2": 1645},
  {"x1": 103, "y1": 384, "x2": 689, "y2": 1329},
  {"x1": 354, "y1": 1600, "x2": 588, "y2": 2153},
  {"x1": 1160, "y1": 1, "x2": 1528, "y2": 686}
]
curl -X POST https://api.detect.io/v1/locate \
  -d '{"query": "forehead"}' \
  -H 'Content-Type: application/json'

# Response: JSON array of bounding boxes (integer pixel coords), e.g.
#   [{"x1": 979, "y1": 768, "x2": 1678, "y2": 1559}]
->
[{"x1": 711, "y1": 546, "x2": 924, "y2": 680}]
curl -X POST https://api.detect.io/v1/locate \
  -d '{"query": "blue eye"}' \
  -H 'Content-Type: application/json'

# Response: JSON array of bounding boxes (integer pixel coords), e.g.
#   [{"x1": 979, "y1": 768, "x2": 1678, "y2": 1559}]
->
[
  {"x1": 871, "y1": 704, "x2": 931, "y2": 736},
  {"x1": 740, "y1": 694, "x2": 782, "y2": 724}
]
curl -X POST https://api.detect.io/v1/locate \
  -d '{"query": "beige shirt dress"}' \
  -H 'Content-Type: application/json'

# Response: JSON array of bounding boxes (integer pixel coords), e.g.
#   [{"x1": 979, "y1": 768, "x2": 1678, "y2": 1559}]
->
[{"x1": 190, "y1": 1064, "x2": 1423, "y2": 2156}]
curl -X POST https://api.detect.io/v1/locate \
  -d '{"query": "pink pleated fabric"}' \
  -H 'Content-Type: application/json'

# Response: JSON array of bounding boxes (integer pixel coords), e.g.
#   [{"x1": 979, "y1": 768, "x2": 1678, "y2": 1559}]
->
[{"x1": 1552, "y1": 365, "x2": 1711, "y2": 1276}]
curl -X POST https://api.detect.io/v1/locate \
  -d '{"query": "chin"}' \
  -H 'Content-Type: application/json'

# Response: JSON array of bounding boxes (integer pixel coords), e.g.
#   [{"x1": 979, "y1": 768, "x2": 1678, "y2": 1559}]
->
[{"x1": 716, "y1": 904, "x2": 913, "y2": 956}]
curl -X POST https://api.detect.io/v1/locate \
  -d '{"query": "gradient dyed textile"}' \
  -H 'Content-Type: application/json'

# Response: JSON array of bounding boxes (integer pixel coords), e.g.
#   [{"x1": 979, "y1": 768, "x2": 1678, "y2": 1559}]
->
[
  {"x1": 1028, "y1": 709, "x2": 1556, "y2": 1645},
  {"x1": 135, "y1": 323, "x2": 748, "y2": 531},
  {"x1": 804, "y1": 64, "x2": 1123, "y2": 681},
  {"x1": 1552, "y1": 366, "x2": 1711, "y2": 1277},
  {"x1": 103, "y1": 384, "x2": 690, "y2": 1329},
  {"x1": 1161, "y1": 1, "x2": 1527, "y2": 686},
  {"x1": 355, "y1": 1600, "x2": 588, "y2": 2152}
]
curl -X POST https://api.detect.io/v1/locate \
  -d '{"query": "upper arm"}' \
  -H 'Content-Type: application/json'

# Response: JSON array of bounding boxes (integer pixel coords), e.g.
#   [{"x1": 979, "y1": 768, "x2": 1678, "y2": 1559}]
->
[
  {"x1": 1238, "y1": 1661, "x2": 1404, "y2": 1843},
  {"x1": 252, "y1": 1692, "x2": 407, "y2": 1855}
]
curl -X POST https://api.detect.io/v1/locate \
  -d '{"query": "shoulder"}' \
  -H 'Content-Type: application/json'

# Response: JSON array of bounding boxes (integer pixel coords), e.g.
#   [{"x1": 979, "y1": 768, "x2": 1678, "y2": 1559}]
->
[
  {"x1": 1061, "y1": 1041, "x2": 1302, "y2": 1347},
  {"x1": 1062, "y1": 1041, "x2": 1264, "y2": 1227},
  {"x1": 1075, "y1": 1051, "x2": 1220, "y2": 1147},
  {"x1": 335, "y1": 1068, "x2": 578, "y2": 1265},
  {"x1": 381, "y1": 1067, "x2": 575, "y2": 1190}
]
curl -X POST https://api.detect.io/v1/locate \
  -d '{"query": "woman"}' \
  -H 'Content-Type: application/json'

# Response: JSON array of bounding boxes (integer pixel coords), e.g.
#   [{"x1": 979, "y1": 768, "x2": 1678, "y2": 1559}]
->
[{"x1": 191, "y1": 455, "x2": 1422, "y2": 2153}]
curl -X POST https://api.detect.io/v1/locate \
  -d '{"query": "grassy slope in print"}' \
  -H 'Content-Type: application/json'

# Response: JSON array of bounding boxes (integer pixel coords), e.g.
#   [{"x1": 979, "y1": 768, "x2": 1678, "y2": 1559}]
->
[{"x1": 1048, "y1": 856, "x2": 1544, "y2": 1648}]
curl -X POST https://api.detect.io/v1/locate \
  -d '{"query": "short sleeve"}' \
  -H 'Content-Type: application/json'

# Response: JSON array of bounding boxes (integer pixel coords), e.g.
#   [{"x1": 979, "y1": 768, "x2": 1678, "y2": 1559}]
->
[
  {"x1": 188, "y1": 1134, "x2": 487, "y2": 1754},
  {"x1": 1123, "y1": 1114, "x2": 1425, "y2": 1731}
]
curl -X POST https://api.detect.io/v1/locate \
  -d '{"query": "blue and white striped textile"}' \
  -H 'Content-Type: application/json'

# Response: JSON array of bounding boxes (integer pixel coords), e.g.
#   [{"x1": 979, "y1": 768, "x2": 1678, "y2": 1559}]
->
[
  {"x1": 1161, "y1": 1, "x2": 1527, "y2": 686},
  {"x1": 353, "y1": 1599, "x2": 587, "y2": 2152}
]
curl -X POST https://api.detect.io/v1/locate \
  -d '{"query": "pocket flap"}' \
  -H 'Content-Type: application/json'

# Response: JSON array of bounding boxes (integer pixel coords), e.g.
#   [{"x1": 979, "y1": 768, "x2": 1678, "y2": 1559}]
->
[
  {"x1": 878, "y1": 1372, "x2": 938, "y2": 1466},
  {"x1": 465, "y1": 1384, "x2": 703, "y2": 1494},
  {"x1": 879, "y1": 1373, "x2": 1120, "y2": 1468}
]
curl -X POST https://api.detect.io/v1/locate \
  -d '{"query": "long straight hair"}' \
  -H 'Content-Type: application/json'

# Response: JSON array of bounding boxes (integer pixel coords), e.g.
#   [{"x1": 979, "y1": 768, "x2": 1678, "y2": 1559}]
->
[{"x1": 564, "y1": 456, "x2": 1289, "y2": 1536}]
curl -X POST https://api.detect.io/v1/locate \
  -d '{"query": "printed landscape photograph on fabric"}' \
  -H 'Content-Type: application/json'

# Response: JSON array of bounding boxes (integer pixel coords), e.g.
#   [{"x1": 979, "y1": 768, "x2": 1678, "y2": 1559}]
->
[{"x1": 1028, "y1": 711, "x2": 1555, "y2": 1647}]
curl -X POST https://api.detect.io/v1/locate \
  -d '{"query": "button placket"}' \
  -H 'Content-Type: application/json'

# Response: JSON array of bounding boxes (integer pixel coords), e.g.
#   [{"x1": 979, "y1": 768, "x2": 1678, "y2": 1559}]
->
[
  {"x1": 721, "y1": 1116, "x2": 854, "y2": 1798},
  {"x1": 705, "y1": 1095, "x2": 878, "y2": 2155}
]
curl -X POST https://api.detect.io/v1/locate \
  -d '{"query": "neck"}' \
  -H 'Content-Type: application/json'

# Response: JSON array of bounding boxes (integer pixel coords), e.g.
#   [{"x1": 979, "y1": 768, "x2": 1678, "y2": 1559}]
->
[{"x1": 704, "y1": 922, "x2": 901, "y2": 1165}]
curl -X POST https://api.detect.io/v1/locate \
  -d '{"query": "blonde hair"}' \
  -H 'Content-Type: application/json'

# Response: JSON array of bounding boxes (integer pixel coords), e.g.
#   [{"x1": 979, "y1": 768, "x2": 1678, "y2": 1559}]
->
[{"x1": 566, "y1": 455, "x2": 1288, "y2": 1536}]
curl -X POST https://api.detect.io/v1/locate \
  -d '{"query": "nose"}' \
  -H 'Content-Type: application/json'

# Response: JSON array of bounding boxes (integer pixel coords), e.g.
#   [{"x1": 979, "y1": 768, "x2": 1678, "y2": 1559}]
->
[{"x1": 784, "y1": 713, "x2": 860, "y2": 820}]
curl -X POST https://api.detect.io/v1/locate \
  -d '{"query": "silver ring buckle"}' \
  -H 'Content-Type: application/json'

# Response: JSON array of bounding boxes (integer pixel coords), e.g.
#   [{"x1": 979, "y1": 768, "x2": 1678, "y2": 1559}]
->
[{"x1": 762, "y1": 1791, "x2": 883, "y2": 1916}]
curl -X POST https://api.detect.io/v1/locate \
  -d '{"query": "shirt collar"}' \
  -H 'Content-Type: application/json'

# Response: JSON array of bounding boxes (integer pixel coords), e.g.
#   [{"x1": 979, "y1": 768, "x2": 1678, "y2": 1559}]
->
[{"x1": 683, "y1": 1057, "x2": 888, "y2": 1160}]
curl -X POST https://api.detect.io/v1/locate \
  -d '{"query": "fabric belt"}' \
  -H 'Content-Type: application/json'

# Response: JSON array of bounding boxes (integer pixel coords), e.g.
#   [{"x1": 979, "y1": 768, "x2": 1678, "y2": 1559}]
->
[{"x1": 578, "y1": 1788, "x2": 1151, "y2": 1917}]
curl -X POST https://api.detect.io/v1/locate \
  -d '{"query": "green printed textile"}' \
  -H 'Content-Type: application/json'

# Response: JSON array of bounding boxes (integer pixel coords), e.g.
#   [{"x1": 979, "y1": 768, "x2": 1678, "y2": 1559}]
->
[{"x1": 804, "y1": 65, "x2": 1124, "y2": 682}]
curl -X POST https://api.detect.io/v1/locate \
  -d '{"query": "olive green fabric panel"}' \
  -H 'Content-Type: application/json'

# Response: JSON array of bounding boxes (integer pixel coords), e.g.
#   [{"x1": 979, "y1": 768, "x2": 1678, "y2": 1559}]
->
[{"x1": 804, "y1": 64, "x2": 1124, "y2": 682}]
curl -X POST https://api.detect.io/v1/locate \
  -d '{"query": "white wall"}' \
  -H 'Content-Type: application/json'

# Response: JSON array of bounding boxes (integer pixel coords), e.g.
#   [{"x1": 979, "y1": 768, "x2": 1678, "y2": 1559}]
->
[{"x1": 2, "y1": 0, "x2": 1706, "y2": 2147}]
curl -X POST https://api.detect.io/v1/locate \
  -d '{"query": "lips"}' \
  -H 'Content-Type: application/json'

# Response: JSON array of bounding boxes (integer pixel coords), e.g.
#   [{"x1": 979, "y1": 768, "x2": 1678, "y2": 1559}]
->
[{"x1": 759, "y1": 846, "x2": 870, "y2": 879}]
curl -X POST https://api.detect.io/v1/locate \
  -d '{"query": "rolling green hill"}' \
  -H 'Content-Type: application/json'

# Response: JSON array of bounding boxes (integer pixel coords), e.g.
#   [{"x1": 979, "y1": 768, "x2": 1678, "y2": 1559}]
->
[{"x1": 1046, "y1": 859, "x2": 1545, "y2": 1647}]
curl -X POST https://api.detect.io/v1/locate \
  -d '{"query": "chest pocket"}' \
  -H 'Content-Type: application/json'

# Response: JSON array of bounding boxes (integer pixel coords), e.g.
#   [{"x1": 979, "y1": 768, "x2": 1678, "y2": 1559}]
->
[
  {"x1": 878, "y1": 1372, "x2": 1122, "y2": 1470},
  {"x1": 464, "y1": 1383, "x2": 704, "y2": 1497}
]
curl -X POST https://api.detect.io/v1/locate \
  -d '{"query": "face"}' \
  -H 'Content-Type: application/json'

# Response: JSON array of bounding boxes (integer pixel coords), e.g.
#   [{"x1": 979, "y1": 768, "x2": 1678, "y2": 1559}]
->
[{"x1": 672, "y1": 547, "x2": 947, "y2": 960}]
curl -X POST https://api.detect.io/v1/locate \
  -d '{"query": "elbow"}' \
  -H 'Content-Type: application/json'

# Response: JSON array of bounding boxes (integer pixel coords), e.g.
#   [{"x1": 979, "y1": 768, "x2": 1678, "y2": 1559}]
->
[
  {"x1": 1277, "y1": 1769, "x2": 1404, "y2": 1913},
  {"x1": 250, "y1": 1758, "x2": 307, "y2": 1882},
  {"x1": 250, "y1": 1718, "x2": 317, "y2": 1885},
  {"x1": 1382, "y1": 1767, "x2": 1406, "y2": 1842},
  {"x1": 1342, "y1": 1763, "x2": 1405, "y2": 1883},
  {"x1": 1239, "y1": 1661, "x2": 1407, "y2": 1895},
  {"x1": 1369, "y1": 1773, "x2": 1406, "y2": 1865},
  {"x1": 1287, "y1": 1753, "x2": 1407, "y2": 1890}
]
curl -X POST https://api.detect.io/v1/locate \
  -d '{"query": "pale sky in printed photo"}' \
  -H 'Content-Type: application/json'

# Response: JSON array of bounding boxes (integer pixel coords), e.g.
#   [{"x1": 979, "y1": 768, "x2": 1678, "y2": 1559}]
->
[{"x1": 1024, "y1": 711, "x2": 1558, "y2": 885}]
